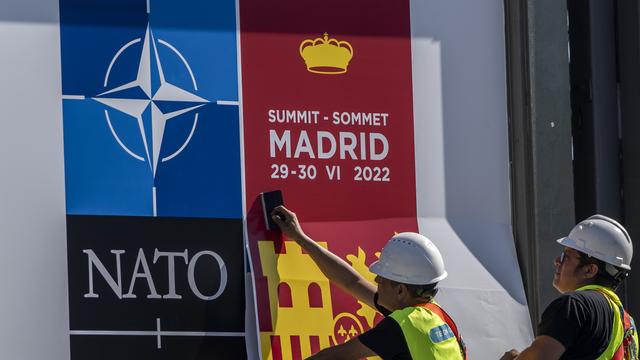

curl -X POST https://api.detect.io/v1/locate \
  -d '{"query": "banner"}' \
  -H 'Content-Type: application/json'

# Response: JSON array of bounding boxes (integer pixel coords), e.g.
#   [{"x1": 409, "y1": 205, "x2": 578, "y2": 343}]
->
[
  {"x1": 240, "y1": 0, "x2": 418, "y2": 358},
  {"x1": 59, "y1": 0, "x2": 247, "y2": 358},
  {"x1": 58, "y1": 0, "x2": 534, "y2": 358}
]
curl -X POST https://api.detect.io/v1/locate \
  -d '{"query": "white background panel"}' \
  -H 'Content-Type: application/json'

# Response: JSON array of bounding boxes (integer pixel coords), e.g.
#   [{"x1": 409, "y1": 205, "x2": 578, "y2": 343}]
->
[{"x1": 410, "y1": 0, "x2": 534, "y2": 358}]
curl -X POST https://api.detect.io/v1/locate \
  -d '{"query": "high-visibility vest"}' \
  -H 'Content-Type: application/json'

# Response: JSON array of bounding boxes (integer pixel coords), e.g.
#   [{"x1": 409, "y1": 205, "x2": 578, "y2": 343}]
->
[
  {"x1": 576, "y1": 285, "x2": 639, "y2": 360},
  {"x1": 389, "y1": 302, "x2": 467, "y2": 360}
]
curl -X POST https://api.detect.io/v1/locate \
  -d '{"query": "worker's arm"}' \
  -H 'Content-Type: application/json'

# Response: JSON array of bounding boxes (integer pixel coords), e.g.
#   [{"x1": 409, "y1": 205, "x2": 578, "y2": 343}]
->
[
  {"x1": 307, "y1": 337, "x2": 376, "y2": 360},
  {"x1": 272, "y1": 206, "x2": 377, "y2": 309},
  {"x1": 500, "y1": 336, "x2": 565, "y2": 360}
]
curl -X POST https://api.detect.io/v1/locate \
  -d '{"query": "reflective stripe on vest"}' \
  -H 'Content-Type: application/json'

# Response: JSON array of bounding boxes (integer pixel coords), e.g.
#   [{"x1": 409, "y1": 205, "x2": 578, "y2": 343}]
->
[
  {"x1": 389, "y1": 302, "x2": 464, "y2": 360},
  {"x1": 577, "y1": 285, "x2": 639, "y2": 360}
]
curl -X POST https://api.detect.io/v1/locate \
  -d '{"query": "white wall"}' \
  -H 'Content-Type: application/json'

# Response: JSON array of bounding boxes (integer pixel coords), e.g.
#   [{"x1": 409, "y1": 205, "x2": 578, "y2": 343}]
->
[
  {"x1": 410, "y1": 0, "x2": 534, "y2": 358},
  {"x1": 0, "y1": 0, "x2": 69, "y2": 358}
]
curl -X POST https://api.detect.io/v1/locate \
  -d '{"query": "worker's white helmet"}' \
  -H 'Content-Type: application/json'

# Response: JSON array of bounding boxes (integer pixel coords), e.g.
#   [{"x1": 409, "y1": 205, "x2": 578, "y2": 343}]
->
[
  {"x1": 369, "y1": 232, "x2": 447, "y2": 285},
  {"x1": 557, "y1": 215, "x2": 633, "y2": 271}
]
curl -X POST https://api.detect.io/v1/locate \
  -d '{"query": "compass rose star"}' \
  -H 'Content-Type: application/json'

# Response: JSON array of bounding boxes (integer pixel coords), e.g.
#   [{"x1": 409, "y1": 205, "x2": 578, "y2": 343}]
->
[{"x1": 93, "y1": 24, "x2": 209, "y2": 178}]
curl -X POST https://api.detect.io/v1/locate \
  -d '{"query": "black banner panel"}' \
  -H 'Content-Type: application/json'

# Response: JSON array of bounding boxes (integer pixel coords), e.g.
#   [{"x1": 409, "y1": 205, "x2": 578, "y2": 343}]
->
[{"x1": 67, "y1": 215, "x2": 246, "y2": 359}]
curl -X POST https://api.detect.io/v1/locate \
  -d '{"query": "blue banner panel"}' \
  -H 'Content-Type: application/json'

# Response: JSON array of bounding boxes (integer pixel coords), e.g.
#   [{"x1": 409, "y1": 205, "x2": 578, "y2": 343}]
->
[
  {"x1": 60, "y1": 0, "x2": 241, "y2": 218},
  {"x1": 67, "y1": 215, "x2": 246, "y2": 359}
]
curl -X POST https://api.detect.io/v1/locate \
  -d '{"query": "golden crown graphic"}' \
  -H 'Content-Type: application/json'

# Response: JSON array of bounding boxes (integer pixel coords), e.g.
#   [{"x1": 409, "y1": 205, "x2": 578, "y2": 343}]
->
[{"x1": 299, "y1": 33, "x2": 354, "y2": 74}]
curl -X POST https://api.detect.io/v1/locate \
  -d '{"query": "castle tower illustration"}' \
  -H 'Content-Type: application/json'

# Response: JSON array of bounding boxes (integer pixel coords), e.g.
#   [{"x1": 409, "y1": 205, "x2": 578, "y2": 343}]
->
[{"x1": 258, "y1": 240, "x2": 334, "y2": 359}]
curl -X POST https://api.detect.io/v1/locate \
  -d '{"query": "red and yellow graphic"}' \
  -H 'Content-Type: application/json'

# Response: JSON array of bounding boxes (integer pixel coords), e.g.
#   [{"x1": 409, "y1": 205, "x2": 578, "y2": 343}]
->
[
  {"x1": 257, "y1": 239, "x2": 382, "y2": 359},
  {"x1": 241, "y1": 0, "x2": 417, "y2": 358},
  {"x1": 257, "y1": 240, "x2": 334, "y2": 358}
]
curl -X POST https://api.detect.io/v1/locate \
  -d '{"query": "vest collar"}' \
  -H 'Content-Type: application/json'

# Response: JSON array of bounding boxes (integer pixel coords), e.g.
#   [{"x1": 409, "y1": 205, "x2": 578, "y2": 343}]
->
[{"x1": 576, "y1": 284, "x2": 622, "y2": 308}]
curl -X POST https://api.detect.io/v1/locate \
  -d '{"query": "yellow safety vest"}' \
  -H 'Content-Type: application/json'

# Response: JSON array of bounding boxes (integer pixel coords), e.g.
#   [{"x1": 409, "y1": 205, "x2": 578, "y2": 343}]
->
[
  {"x1": 577, "y1": 285, "x2": 639, "y2": 360},
  {"x1": 389, "y1": 302, "x2": 465, "y2": 360}
]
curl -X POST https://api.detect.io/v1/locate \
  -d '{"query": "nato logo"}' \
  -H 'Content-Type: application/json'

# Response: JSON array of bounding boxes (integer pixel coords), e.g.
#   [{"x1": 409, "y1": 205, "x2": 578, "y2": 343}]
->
[{"x1": 60, "y1": 0, "x2": 242, "y2": 218}]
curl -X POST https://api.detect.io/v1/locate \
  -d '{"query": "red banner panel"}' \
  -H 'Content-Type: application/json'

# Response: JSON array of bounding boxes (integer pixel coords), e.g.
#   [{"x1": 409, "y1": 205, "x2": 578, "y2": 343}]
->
[{"x1": 240, "y1": 1, "x2": 417, "y2": 358}]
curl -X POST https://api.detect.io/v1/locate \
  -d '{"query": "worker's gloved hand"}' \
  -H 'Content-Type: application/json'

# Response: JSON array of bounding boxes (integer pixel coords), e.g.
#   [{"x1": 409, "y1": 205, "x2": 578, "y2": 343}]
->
[
  {"x1": 500, "y1": 349, "x2": 519, "y2": 360},
  {"x1": 271, "y1": 206, "x2": 306, "y2": 242}
]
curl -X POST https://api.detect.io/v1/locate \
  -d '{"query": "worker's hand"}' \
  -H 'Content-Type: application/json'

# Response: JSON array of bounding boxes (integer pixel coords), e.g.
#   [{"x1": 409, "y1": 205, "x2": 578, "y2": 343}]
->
[
  {"x1": 271, "y1": 206, "x2": 306, "y2": 242},
  {"x1": 500, "y1": 349, "x2": 519, "y2": 360}
]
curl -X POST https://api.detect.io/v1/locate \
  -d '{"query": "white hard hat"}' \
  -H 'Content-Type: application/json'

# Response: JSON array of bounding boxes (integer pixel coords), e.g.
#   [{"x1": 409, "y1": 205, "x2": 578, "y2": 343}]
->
[
  {"x1": 369, "y1": 232, "x2": 448, "y2": 285},
  {"x1": 557, "y1": 215, "x2": 633, "y2": 271}
]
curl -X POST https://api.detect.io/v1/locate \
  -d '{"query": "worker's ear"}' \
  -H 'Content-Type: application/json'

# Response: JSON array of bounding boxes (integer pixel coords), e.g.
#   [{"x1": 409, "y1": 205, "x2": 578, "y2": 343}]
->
[{"x1": 582, "y1": 263, "x2": 599, "y2": 280}]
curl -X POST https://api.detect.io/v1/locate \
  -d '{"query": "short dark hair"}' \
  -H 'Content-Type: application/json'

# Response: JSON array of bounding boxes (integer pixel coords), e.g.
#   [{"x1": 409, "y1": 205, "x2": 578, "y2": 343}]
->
[{"x1": 577, "y1": 253, "x2": 624, "y2": 290}]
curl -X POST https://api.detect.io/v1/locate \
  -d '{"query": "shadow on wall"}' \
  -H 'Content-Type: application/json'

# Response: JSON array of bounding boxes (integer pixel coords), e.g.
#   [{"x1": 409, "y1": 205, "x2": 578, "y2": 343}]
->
[
  {"x1": 3, "y1": 0, "x2": 418, "y2": 35},
  {"x1": 0, "y1": 0, "x2": 59, "y2": 23},
  {"x1": 448, "y1": 218, "x2": 529, "y2": 305},
  {"x1": 412, "y1": 0, "x2": 529, "y2": 305}
]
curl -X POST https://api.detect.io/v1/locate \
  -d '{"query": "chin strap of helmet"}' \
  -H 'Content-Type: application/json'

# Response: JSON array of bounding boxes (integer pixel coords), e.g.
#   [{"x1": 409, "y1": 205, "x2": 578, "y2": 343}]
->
[
  {"x1": 607, "y1": 264, "x2": 629, "y2": 279},
  {"x1": 604, "y1": 264, "x2": 629, "y2": 291}
]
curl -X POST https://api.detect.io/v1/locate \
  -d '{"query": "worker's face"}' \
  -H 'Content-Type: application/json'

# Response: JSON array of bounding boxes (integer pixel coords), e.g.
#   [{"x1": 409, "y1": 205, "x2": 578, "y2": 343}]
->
[
  {"x1": 552, "y1": 247, "x2": 596, "y2": 293},
  {"x1": 374, "y1": 275, "x2": 404, "y2": 311}
]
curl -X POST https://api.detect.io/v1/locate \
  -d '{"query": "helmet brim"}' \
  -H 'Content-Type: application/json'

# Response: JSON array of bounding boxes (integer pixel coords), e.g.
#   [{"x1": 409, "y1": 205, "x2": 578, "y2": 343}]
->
[
  {"x1": 369, "y1": 260, "x2": 448, "y2": 285},
  {"x1": 557, "y1": 236, "x2": 575, "y2": 248}
]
